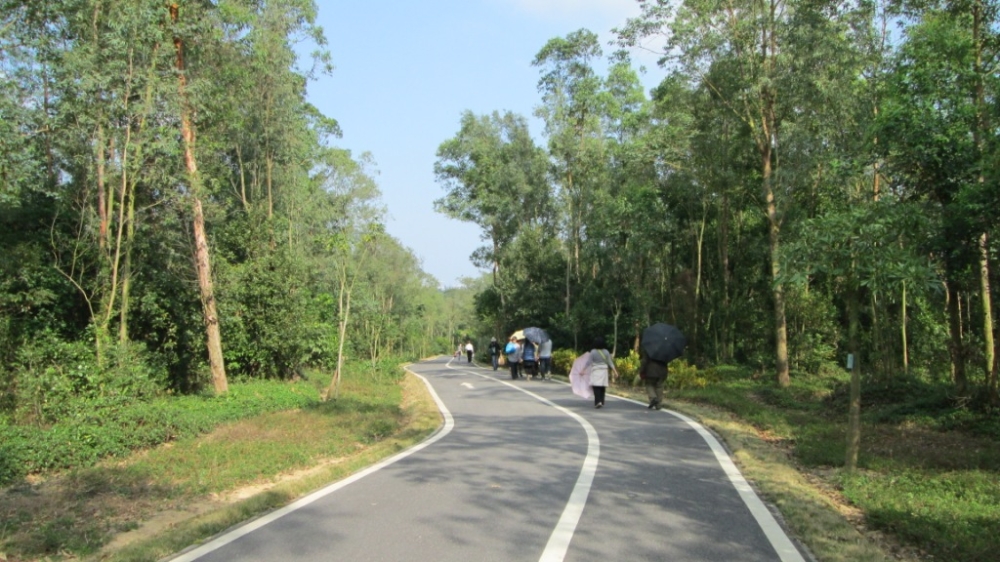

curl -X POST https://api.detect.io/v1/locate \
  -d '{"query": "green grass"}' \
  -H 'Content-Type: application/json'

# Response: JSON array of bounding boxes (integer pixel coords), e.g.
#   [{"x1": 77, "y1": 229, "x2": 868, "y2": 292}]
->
[
  {"x1": 6, "y1": 358, "x2": 997, "y2": 562},
  {"x1": 628, "y1": 367, "x2": 1000, "y2": 562},
  {"x1": 0, "y1": 361, "x2": 439, "y2": 562},
  {"x1": 842, "y1": 469, "x2": 1000, "y2": 562}
]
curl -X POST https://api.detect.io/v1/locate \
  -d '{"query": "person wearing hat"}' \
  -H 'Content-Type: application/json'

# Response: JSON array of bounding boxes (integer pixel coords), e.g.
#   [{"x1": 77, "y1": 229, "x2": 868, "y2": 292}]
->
[{"x1": 488, "y1": 337, "x2": 502, "y2": 370}]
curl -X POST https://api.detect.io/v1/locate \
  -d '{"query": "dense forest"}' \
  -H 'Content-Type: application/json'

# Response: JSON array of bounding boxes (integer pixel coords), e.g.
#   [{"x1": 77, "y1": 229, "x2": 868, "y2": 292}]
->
[
  {"x1": 436, "y1": 0, "x2": 1000, "y2": 430},
  {"x1": 0, "y1": 0, "x2": 481, "y2": 426},
  {"x1": 2, "y1": 0, "x2": 998, "y2": 468}
]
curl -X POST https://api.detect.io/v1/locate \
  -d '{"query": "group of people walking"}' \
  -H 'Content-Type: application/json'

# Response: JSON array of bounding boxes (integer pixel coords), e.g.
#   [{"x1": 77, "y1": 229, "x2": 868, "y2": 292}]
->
[
  {"x1": 488, "y1": 336, "x2": 552, "y2": 381},
  {"x1": 456, "y1": 333, "x2": 669, "y2": 411}
]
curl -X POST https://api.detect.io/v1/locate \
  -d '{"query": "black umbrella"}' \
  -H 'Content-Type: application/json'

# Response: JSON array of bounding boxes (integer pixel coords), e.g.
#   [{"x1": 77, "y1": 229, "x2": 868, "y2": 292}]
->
[
  {"x1": 522, "y1": 326, "x2": 551, "y2": 344},
  {"x1": 641, "y1": 323, "x2": 686, "y2": 363}
]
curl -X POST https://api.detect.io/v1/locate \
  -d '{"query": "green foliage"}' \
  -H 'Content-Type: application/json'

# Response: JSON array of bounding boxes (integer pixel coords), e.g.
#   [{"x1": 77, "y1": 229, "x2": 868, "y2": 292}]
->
[
  {"x1": 551, "y1": 348, "x2": 578, "y2": 375},
  {"x1": 614, "y1": 349, "x2": 640, "y2": 385},
  {"x1": 841, "y1": 470, "x2": 1000, "y2": 562},
  {"x1": 662, "y1": 367, "x2": 1000, "y2": 562},
  {"x1": 0, "y1": 380, "x2": 318, "y2": 486},
  {"x1": 9, "y1": 334, "x2": 165, "y2": 425},
  {"x1": 665, "y1": 359, "x2": 713, "y2": 390}
]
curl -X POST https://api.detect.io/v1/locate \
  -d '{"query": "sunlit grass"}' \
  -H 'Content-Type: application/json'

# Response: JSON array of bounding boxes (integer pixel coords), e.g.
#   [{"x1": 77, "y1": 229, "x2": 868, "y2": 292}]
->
[
  {"x1": 0, "y1": 362, "x2": 441, "y2": 562},
  {"x1": 615, "y1": 369, "x2": 999, "y2": 562}
]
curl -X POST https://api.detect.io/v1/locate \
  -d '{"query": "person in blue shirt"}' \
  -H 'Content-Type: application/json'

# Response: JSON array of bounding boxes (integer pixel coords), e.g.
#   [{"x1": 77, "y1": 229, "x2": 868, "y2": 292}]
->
[
  {"x1": 522, "y1": 340, "x2": 539, "y2": 379},
  {"x1": 505, "y1": 337, "x2": 522, "y2": 380}
]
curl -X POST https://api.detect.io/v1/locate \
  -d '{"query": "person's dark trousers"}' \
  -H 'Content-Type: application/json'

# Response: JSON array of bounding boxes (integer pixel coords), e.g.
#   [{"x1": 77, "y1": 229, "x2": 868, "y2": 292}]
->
[
  {"x1": 524, "y1": 360, "x2": 538, "y2": 379},
  {"x1": 467, "y1": 351, "x2": 472, "y2": 363},
  {"x1": 593, "y1": 386, "x2": 606, "y2": 406},
  {"x1": 509, "y1": 362, "x2": 520, "y2": 380},
  {"x1": 539, "y1": 357, "x2": 551, "y2": 377},
  {"x1": 491, "y1": 354, "x2": 499, "y2": 370},
  {"x1": 645, "y1": 377, "x2": 664, "y2": 408}
]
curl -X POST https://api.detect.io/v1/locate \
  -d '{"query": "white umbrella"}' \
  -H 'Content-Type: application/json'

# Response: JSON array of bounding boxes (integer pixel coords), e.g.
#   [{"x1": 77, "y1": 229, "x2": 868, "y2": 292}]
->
[{"x1": 569, "y1": 353, "x2": 593, "y2": 399}]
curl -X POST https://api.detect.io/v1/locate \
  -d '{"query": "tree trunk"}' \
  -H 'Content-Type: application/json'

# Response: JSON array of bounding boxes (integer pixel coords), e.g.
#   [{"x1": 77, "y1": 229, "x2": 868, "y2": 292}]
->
[
  {"x1": 719, "y1": 193, "x2": 732, "y2": 363},
  {"x1": 764, "y1": 146, "x2": 790, "y2": 387},
  {"x1": 693, "y1": 204, "x2": 706, "y2": 365},
  {"x1": 901, "y1": 282, "x2": 908, "y2": 374},
  {"x1": 172, "y1": 3, "x2": 227, "y2": 394},
  {"x1": 946, "y1": 282, "x2": 967, "y2": 395},
  {"x1": 978, "y1": 233, "x2": 997, "y2": 401},
  {"x1": 845, "y1": 286, "x2": 861, "y2": 471},
  {"x1": 972, "y1": 1, "x2": 997, "y2": 403}
]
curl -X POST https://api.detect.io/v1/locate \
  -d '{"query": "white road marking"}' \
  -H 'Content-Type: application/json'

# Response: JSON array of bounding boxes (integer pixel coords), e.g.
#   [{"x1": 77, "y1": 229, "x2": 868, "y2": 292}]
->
[
  {"x1": 460, "y1": 382, "x2": 475, "y2": 389},
  {"x1": 168, "y1": 369, "x2": 454, "y2": 562},
  {"x1": 613, "y1": 393, "x2": 807, "y2": 562},
  {"x1": 447, "y1": 363, "x2": 600, "y2": 562}
]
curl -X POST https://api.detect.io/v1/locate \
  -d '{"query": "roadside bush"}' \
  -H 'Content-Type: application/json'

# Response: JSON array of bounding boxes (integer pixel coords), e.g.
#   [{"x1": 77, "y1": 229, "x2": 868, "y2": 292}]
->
[
  {"x1": 665, "y1": 359, "x2": 711, "y2": 389},
  {"x1": 0, "y1": 380, "x2": 319, "y2": 486},
  {"x1": 614, "y1": 349, "x2": 640, "y2": 386},
  {"x1": 551, "y1": 348, "x2": 577, "y2": 375},
  {"x1": 11, "y1": 335, "x2": 166, "y2": 425}
]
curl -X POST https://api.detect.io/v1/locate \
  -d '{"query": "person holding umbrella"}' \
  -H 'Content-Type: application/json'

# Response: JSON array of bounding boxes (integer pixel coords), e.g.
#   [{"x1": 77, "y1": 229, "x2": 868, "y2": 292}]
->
[
  {"x1": 639, "y1": 351, "x2": 668, "y2": 410},
  {"x1": 521, "y1": 327, "x2": 549, "y2": 380},
  {"x1": 589, "y1": 336, "x2": 618, "y2": 408},
  {"x1": 640, "y1": 323, "x2": 687, "y2": 410}
]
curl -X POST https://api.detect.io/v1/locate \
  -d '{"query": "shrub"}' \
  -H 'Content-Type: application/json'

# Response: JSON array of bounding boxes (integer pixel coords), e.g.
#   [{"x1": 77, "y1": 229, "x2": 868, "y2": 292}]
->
[
  {"x1": 665, "y1": 359, "x2": 711, "y2": 389},
  {"x1": 614, "y1": 349, "x2": 640, "y2": 386},
  {"x1": 551, "y1": 348, "x2": 577, "y2": 375},
  {"x1": 0, "y1": 380, "x2": 320, "y2": 486}
]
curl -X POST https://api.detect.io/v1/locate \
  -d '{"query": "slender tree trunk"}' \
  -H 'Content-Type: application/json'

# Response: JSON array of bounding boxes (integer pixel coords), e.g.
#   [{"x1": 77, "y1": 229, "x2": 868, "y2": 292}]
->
[
  {"x1": 901, "y1": 282, "x2": 908, "y2": 374},
  {"x1": 720, "y1": 193, "x2": 732, "y2": 362},
  {"x1": 972, "y1": 1, "x2": 997, "y2": 402},
  {"x1": 870, "y1": 292, "x2": 881, "y2": 379},
  {"x1": 693, "y1": 204, "x2": 706, "y2": 365},
  {"x1": 846, "y1": 285, "x2": 861, "y2": 471},
  {"x1": 764, "y1": 145, "x2": 790, "y2": 387},
  {"x1": 326, "y1": 274, "x2": 352, "y2": 401},
  {"x1": 172, "y1": 3, "x2": 227, "y2": 394},
  {"x1": 946, "y1": 282, "x2": 967, "y2": 395},
  {"x1": 978, "y1": 233, "x2": 997, "y2": 400},
  {"x1": 97, "y1": 125, "x2": 109, "y2": 251}
]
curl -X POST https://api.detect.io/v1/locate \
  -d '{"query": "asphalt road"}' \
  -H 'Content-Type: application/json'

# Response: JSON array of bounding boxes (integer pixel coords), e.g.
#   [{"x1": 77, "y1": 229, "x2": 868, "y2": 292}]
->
[{"x1": 170, "y1": 356, "x2": 809, "y2": 562}]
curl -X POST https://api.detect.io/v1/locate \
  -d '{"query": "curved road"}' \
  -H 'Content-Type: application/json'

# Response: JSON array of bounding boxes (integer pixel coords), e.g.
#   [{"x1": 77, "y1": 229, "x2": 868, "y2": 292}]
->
[{"x1": 170, "y1": 356, "x2": 809, "y2": 562}]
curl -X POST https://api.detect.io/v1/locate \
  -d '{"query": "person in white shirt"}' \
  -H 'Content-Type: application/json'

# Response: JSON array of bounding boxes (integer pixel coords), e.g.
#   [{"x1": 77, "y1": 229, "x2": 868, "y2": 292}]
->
[
  {"x1": 538, "y1": 339, "x2": 553, "y2": 379},
  {"x1": 588, "y1": 336, "x2": 618, "y2": 408}
]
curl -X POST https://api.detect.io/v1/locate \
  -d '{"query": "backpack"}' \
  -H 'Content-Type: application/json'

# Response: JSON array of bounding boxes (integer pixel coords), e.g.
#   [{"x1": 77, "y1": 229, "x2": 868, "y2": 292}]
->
[{"x1": 504, "y1": 342, "x2": 517, "y2": 355}]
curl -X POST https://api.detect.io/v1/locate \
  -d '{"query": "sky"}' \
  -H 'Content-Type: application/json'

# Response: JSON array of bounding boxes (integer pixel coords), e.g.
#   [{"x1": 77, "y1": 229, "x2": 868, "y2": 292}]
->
[{"x1": 303, "y1": 0, "x2": 661, "y2": 288}]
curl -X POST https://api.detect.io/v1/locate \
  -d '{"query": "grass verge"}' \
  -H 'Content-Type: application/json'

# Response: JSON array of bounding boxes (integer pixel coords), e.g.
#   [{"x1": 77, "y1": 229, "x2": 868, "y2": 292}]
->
[
  {"x1": 615, "y1": 368, "x2": 999, "y2": 562},
  {"x1": 0, "y1": 364, "x2": 441, "y2": 562}
]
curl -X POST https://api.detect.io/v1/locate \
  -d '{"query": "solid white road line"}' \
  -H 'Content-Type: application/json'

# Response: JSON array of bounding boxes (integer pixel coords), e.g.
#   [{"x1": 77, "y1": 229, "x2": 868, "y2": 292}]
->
[
  {"x1": 612, "y1": 392, "x2": 807, "y2": 562},
  {"x1": 447, "y1": 363, "x2": 600, "y2": 562},
  {"x1": 168, "y1": 369, "x2": 454, "y2": 562}
]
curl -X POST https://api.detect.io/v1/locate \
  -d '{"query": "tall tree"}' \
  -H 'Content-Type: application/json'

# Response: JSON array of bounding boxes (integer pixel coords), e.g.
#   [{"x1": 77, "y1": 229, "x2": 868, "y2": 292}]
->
[
  {"x1": 433, "y1": 110, "x2": 550, "y2": 325},
  {"x1": 169, "y1": 1, "x2": 227, "y2": 394},
  {"x1": 533, "y1": 29, "x2": 607, "y2": 333}
]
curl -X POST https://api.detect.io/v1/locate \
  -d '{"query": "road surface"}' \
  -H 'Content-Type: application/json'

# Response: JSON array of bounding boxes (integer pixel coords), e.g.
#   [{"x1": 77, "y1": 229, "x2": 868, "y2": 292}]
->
[{"x1": 170, "y1": 356, "x2": 808, "y2": 562}]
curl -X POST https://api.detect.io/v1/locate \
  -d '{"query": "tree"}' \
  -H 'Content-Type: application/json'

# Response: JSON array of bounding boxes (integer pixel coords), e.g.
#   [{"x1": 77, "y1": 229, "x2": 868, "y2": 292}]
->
[
  {"x1": 876, "y1": 4, "x2": 999, "y2": 397},
  {"x1": 433, "y1": 110, "x2": 550, "y2": 328},
  {"x1": 782, "y1": 200, "x2": 937, "y2": 469}
]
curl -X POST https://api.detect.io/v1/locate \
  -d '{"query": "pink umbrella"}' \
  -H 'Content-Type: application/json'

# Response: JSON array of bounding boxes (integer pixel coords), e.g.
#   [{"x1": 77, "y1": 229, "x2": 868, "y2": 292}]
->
[{"x1": 569, "y1": 353, "x2": 593, "y2": 399}]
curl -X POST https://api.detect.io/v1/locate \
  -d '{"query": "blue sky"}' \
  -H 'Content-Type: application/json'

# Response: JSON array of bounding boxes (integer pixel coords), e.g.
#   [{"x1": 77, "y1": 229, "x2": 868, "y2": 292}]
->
[{"x1": 305, "y1": 0, "x2": 660, "y2": 288}]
